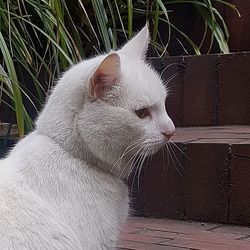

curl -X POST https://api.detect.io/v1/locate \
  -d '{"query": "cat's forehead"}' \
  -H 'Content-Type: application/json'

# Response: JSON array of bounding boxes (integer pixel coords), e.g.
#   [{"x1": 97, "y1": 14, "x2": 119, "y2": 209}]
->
[{"x1": 119, "y1": 58, "x2": 166, "y2": 108}]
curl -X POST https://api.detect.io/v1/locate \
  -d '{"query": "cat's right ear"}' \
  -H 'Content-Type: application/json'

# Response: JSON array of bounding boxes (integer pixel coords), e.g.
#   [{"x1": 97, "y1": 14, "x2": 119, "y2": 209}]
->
[
  {"x1": 90, "y1": 53, "x2": 121, "y2": 99},
  {"x1": 119, "y1": 23, "x2": 150, "y2": 61}
]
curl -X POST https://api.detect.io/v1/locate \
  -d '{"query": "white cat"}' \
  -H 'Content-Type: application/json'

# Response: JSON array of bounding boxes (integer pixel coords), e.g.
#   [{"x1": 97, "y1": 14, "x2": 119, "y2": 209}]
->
[{"x1": 0, "y1": 25, "x2": 175, "y2": 249}]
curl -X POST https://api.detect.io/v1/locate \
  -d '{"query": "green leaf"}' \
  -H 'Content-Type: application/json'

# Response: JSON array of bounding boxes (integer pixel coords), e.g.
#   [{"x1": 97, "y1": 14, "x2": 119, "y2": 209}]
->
[
  {"x1": 127, "y1": 0, "x2": 133, "y2": 39},
  {"x1": 0, "y1": 31, "x2": 25, "y2": 137},
  {"x1": 91, "y1": 0, "x2": 111, "y2": 52}
]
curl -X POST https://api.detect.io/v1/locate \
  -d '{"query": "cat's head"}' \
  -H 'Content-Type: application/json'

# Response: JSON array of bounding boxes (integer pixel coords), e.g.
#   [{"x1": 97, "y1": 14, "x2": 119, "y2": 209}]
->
[
  {"x1": 76, "y1": 25, "x2": 175, "y2": 177},
  {"x1": 37, "y1": 24, "x2": 175, "y2": 178}
]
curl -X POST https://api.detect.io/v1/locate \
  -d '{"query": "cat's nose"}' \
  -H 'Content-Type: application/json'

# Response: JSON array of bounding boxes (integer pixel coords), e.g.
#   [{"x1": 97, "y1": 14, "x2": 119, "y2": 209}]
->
[{"x1": 162, "y1": 130, "x2": 175, "y2": 140}]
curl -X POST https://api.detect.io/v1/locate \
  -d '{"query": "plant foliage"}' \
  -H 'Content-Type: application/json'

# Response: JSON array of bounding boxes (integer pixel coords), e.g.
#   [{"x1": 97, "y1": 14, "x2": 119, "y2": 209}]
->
[{"x1": 0, "y1": 0, "x2": 240, "y2": 136}]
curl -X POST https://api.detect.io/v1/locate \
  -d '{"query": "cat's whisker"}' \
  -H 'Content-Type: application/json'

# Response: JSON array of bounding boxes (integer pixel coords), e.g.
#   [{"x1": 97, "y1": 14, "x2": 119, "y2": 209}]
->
[
  {"x1": 128, "y1": 153, "x2": 142, "y2": 179},
  {"x1": 169, "y1": 141, "x2": 189, "y2": 159},
  {"x1": 164, "y1": 72, "x2": 182, "y2": 89},
  {"x1": 161, "y1": 146, "x2": 165, "y2": 179},
  {"x1": 162, "y1": 144, "x2": 170, "y2": 180},
  {"x1": 117, "y1": 143, "x2": 146, "y2": 184},
  {"x1": 136, "y1": 146, "x2": 151, "y2": 192},
  {"x1": 125, "y1": 152, "x2": 141, "y2": 183},
  {"x1": 168, "y1": 143, "x2": 186, "y2": 175},
  {"x1": 167, "y1": 143, "x2": 183, "y2": 176},
  {"x1": 166, "y1": 144, "x2": 170, "y2": 171},
  {"x1": 160, "y1": 62, "x2": 188, "y2": 79},
  {"x1": 126, "y1": 140, "x2": 153, "y2": 177},
  {"x1": 118, "y1": 139, "x2": 144, "y2": 163},
  {"x1": 144, "y1": 147, "x2": 153, "y2": 171},
  {"x1": 168, "y1": 143, "x2": 186, "y2": 173},
  {"x1": 124, "y1": 152, "x2": 143, "y2": 190},
  {"x1": 131, "y1": 145, "x2": 149, "y2": 193},
  {"x1": 106, "y1": 139, "x2": 144, "y2": 182}
]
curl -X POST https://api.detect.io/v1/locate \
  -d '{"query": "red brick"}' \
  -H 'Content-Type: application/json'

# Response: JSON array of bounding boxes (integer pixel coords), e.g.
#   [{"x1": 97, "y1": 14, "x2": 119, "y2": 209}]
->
[
  {"x1": 116, "y1": 240, "x2": 187, "y2": 250},
  {"x1": 231, "y1": 143, "x2": 250, "y2": 158},
  {"x1": 120, "y1": 224, "x2": 142, "y2": 234},
  {"x1": 139, "y1": 229, "x2": 178, "y2": 240},
  {"x1": 194, "y1": 138, "x2": 244, "y2": 144},
  {"x1": 127, "y1": 217, "x2": 169, "y2": 224},
  {"x1": 142, "y1": 143, "x2": 186, "y2": 219},
  {"x1": 171, "y1": 233, "x2": 250, "y2": 247},
  {"x1": 230, "y1": 145, "x2": 250, "y2": 224},
  {"x1": 182, "y1": 55, "x2": 217, "y2": 126},
  {"x1": 119, "y1": 233, "x2": 165, "y2": 244},
  {"x1": 160, "y1": 238, "x2": 250, "y2": 250},
  {"x1": 184, "y1": 143, "x2": 230, "y2": 223},
  {"x1": 218, "y1": 53, "x2": 250, "y2": 125},
  {"x1": 126, "y1": 218, "x2": 216, "y2": 235},
  {"x1": 211, "y1": 225, "x2": 250, "y2": 235}
]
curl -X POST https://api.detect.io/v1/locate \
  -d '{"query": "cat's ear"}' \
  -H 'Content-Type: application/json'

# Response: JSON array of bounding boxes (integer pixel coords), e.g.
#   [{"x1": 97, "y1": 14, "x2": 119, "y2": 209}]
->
[
  {"x1": 90, "y1": 53, "x2": 120, "y2": 99},
  {"x1": 119, "y1": 23, "x2": 150, "y2": 61}
]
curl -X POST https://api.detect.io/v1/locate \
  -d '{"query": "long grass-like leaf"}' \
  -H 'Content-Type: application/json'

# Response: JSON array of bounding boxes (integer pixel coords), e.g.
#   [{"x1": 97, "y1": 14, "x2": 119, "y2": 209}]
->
[
  {"x1": 160, "y1": 17, "x2": 201, "y2": 55},
  {"x1": 152, "y1": 1, "x2": 160, "y2": 46},
  {"x1": 92, "y1": 0, "x2": 111, "y2": 52},
  {"x1": 0, "y1": 32, "x2": 25, "y2": 137},
  {"x1": 0, "y1": 7, "x2": 74, "y2": 65},
  {"x1": 156, "y1": 0, "x2": 171, "y2": 50},
  {"x1": 195, "y1": 3, "x2": 229, "y2": 53},
  {"x1": 127, "y1": 0, "x2": 133, "y2": 39},
  {"x1": 106, "y1": 0, "x2": 117, "y2": 49}
]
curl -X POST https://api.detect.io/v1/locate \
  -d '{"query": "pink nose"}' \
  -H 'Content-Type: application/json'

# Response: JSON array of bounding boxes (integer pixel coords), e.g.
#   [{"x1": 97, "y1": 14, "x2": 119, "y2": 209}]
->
[{"x1": 162, "y1": 130, "x2": 175, "y2": 140}]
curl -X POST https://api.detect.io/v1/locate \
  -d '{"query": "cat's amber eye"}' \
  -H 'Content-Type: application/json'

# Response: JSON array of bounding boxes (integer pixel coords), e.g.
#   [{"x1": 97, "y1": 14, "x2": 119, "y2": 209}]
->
[{"x1": 135, "y1": 108, "x2": 150, "y2": 119}]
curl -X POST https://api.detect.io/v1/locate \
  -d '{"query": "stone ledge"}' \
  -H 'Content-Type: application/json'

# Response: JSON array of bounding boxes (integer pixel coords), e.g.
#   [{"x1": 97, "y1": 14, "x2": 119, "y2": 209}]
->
[{"x1": 172, "y1": 125, "x2": 250, "y2": 143}]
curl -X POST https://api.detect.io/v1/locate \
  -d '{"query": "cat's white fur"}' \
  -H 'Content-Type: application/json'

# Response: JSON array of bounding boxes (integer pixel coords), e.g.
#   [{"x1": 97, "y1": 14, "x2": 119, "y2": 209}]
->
[{"x1": 0, "y1": 25, "x2": 175, "y2": 249}]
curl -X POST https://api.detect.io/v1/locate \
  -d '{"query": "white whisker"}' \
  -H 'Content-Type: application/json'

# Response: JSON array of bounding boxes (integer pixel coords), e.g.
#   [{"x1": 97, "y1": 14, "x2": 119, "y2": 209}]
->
[
  {"x1": 118, "y1": 145, "x2": 145, "y2": 184},
  {"x1": 167, "y1": 143, "x2": 183, "y2": 176},
  {"x1": 170, "y1": 141, "x2": 188, "y2": 159},
  {"x1": 137, "y1": 146, "x2": 151, "y2": 192},
  {"x1": 106, "y1": 139, "x2": 144, "y2": 182},
  {"x1": 168, "y1": 143, "x2": 186, "y2": 175}
]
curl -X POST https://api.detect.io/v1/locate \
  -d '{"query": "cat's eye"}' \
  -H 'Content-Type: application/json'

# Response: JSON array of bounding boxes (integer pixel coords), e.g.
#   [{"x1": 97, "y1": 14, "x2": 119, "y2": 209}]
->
[{"x1": 135, "y1": 108, "x2": 150, "y2": 119}]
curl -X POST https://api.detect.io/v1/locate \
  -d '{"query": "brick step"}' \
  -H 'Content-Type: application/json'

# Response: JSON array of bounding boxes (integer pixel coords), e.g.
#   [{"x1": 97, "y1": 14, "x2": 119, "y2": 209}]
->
[
  {"x1": 149, "y1": 52, "x2": 250, "y2": 126},
  {"x1": 133, "y1": 126, "x2": 250, "y2": 225}
]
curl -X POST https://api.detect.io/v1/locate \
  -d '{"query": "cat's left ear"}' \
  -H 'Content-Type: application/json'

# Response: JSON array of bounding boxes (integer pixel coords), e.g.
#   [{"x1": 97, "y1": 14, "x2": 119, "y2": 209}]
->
[
  {"x1": 119, "y1": 23, "x2": 150, "y2": 61},
  {"x1": 90, "y1": 53, "x2": 120, "y2": 99}
]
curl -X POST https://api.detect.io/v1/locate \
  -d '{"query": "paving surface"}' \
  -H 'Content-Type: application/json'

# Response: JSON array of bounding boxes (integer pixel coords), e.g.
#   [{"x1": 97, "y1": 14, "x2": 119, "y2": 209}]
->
[{"x1": 117, "y1": 217, "x2": 250, "y2": 250}]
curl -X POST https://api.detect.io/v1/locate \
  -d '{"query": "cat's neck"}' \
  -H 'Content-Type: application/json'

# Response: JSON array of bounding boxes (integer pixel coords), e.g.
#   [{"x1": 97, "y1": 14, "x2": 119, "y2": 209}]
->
[{"x1": 36, "y1": 106, "x2": 127, "y2": 180}]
